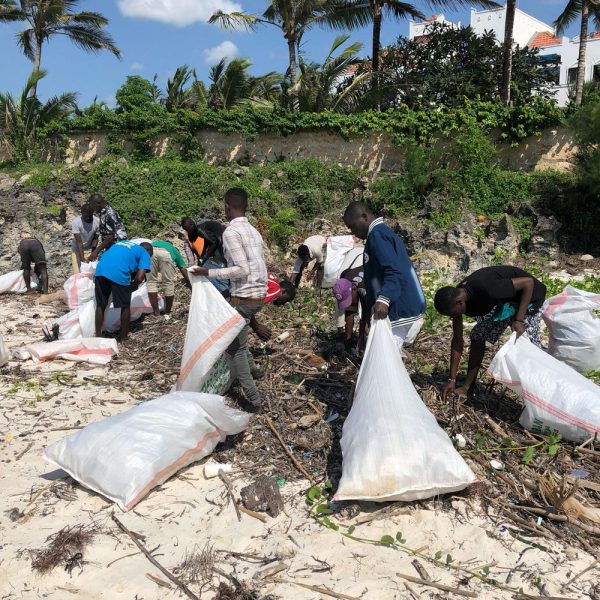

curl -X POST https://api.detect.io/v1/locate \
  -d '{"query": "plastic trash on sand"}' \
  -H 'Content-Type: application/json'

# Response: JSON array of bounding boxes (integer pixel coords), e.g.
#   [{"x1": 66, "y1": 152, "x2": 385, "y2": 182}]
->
[
  {"x1": 542, "y1": 285, "x2": 600, "y2": 373},
  {"x1": 44, "y1": 392, "x2": 250, "y2": 511},
  {"x1": 488, "y1": 332, "x2": 600, "y2": 442},
  {"x1": 334, "y1": 319, "x2": 476, "y2": 502},
  {"x1": 175, "y1": 277, "x2": 244, "y2": 392}
]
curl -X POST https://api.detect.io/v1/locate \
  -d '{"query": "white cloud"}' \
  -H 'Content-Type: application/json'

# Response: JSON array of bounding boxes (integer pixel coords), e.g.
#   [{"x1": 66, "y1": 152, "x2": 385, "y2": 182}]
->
[
  {"x1": 130, "y1": 62, "x2": 145, "y2": 70},
  {"x1": 117, "y1": 0, "x2": 242, "y2": 27},
  {"x1": 202, "y1": 40, "x2": 238, "y2": 65}
]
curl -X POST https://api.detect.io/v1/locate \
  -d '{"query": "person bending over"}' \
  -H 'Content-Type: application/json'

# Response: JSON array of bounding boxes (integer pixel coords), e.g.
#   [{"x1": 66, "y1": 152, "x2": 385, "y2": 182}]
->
[
  {"x1": 434, "y1": 265, "x2": 547, "y2": 399},
  {"x1": 332, "y1": 266, "x2": 368, "y2": 354},
  {"x1": 18, "y1": 237, "x2": 48, "y2": 294},
  {"x1": 94, "y1": 241, "x2": 151, "y2": 342},
  {"x1": 147, "y1": 240, "x2": 191, "y2": 316},
  {"x1": 289, "y1": 235, "x2": 327, "y2": 288}
]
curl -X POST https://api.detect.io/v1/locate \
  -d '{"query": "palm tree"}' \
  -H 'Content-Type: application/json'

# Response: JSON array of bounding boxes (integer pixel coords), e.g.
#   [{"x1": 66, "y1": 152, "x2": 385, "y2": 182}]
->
[
  {"x1": 164, "y1": 65, "x2": 203, "y2": 112},
  {"x1": 0, "y1": 0, "x2": 120, "y2": 97},
  {"x1": 0, "y1": 70, "x2": 77, "y2": 161},
  {"x1": 323, "y1": 1, "x2": 499, "y2": 98},
  {"x1": 298, "y1": 34, "x2": 371, "y2": 111},
  {"x1": 207, "y1": 58, "x2": 254, "y2": 110},
  {"x1": 500, "y1": 0, "x2": 516, "y2": 105},
  {"x1": 209, "y1": 1, "x2": 333, "y2": 108},
  {"x1": 555, "y1": 0, "x2": 600, "y2": 105}
]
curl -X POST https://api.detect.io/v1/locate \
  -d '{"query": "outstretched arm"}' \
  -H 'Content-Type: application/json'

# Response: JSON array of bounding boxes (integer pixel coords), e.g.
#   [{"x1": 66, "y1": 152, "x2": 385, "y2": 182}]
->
[
  {"x1": 441, "y1": 316, "x2": 464, "y2": 399},
  {"x1": 511, "y1": 276, "x2": 535, "y2": 337}
]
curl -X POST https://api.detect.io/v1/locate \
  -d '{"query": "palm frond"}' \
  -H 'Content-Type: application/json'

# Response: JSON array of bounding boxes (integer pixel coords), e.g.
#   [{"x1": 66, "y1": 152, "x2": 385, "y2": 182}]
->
[
  {"x1": 59, "y1": 11, "x2": 110, "y2": 27},
  {"x1": 0, "y1": 0, "x2": 26, "y2": 22},
  {"x1": 208, "y1": 10, "x2": 259, "y2": 31},
  {"x1": 383, "y1": 1, "x2": 425, "y2": 21},
  {"x1": 56, "y1": 23, "x2": 121, "y2": 57},
  {"x1": 554, "y1": 0, "x2": 582, "y2": 35},
  {"x1": 318, "y1": 1, "x2": 373, "y2": 31},
  {"x1": 16, "y1": 27, "x2": 35, "y2": 60},
  {"x1": 425, "y1": 0, "x2": 500, "y2": 9}
]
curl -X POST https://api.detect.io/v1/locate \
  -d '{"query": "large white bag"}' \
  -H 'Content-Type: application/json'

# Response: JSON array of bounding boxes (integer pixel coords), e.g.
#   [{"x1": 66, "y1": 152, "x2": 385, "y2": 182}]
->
[
  {"x1": 0, "y1": 270, "x2": 37, "y2": 294},
  {"x1": 322, "y1": 235, "x2": 355, "y2": 289},
  {"x1": 0, "y1": 333, "x2": 8, "y2": 367},
  {"x1": 15, "y1": 338, "x2": 118, "y2": 365},
  {"x1": 488, "y1": 333, "x2": 600, "y2": 442},
  {"x1": 103, "y1": 283, "x2": 156, "y2": 332},
  {"x1": 176, "y1": 277, "x2": 244, "y2": 392},
  {"x1": 43, "y1": 392, "x2": 249, "y2": 511},
  {"x1": 334, "y1": 320, "x2": 476, "y2": 502},
  {"x1": 64, "y1": 271, "x2": 95, "y2": 309},
  {"x1": 542, "y1": 285, "x2": 600, "y2": 373}
]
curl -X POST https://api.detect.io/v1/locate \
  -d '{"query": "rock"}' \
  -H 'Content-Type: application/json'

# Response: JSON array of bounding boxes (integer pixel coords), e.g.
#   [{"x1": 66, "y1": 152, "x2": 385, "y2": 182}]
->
[
  {"x1": 0, "y1": 174, "x2": 16, "y2": 193},
  {"x1": 115, "y1": 157, "x2": 129, "y2": 169},
  {"x1": 508, "y1": 204, "x2": 561, "y2": 257},
  {"x1": 240, "y1": 475, "x2": 284, "y2": 517},
  {"x1": 261, "y1": 178, "x2": 271, "y2": 189},
  {"x1": 233, "y1": 166, "x2": 249, "y2": 176},
  {"x1": 581, "y1": 254, "x2": 594, "y2": 261},
  {"x1": 17, "y1": 174, "x2": 31, "y2": 186}
]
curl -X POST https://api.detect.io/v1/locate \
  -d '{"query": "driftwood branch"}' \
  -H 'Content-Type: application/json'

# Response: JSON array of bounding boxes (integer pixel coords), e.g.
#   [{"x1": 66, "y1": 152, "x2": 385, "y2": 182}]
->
[
  {"x1": 396, "y1": 572, "x2": 478, "y2": 598},
  {"x1": 265, "y1": 416, "x2": 314, "y2": 482},
  {"x1": 111, "y1": 513, "x2": 199, "y2": 600},
  {"x1": 218, "y1": 470, "x2": 242, "y2": 522}
]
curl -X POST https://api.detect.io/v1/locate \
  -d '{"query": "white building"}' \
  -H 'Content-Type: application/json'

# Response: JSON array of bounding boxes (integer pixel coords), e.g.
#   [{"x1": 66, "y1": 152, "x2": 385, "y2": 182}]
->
[
  {"x1": 409, "y1": 4, "x2": 600, "y2": 106},
  {"x1": 408, "y1": 14, "x2": 460, "y2": 42}
]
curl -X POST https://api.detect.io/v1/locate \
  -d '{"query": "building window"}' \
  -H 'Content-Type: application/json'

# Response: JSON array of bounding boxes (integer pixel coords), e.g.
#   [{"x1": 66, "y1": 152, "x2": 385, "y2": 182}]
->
[
  {"x1": 594, "y1": 64, "x2": 600, "y2": 82},
  {"x1": 568, "y1": 67, "x2": 578, "y2": 86}
]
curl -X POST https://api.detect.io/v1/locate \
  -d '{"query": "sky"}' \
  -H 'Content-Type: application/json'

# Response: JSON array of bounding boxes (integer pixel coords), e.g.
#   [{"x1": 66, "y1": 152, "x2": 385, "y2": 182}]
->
[{"x1": 0, "y1": 0, "x2": 579, "y2": 107}]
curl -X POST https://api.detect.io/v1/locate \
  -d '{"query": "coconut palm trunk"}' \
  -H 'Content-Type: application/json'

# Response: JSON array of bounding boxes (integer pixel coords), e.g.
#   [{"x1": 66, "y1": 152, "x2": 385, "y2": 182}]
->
[
  {"x1": 575, "y1": 0, "x2": 590, "y2": 105},
  {"x1": 287, "y1": 36, "x2": 299, "y2": 108},
  {"x1": 371, "y1": 0, "x2": 383, "y2": 96},
  {"x1": 500, "y1": 0, "x2": 516, "y2": 106}
]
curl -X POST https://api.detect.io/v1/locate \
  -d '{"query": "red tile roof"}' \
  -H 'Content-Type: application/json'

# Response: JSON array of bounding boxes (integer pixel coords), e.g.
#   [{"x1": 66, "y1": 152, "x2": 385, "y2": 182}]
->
[{"x1": 529, "y1": 31, "x2": 561, "y2": 48}]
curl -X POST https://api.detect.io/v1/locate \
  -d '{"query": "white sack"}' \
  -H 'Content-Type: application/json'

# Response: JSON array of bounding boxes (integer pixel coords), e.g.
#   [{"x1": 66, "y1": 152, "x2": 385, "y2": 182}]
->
[
  {"x1": 17, "y1": 338, "x2": 118, "y2": 365},
  {"x1": 542, "y1": 285, "x2": 600, "y2": 372},
  {"x1": 0, "y1": 333, "x2": 8, "y2": 367},
  {"x1": 64, "y1": 272, "x2": 95, "y2": 309},
  {"x1": 334, "y1": 320, "x2": 476, "y2": 502},
  {"x1": 176, "y1": 277, "x2": 244, "y2": 392},
  {"x1": 80, "y1": 261, "x2": 97, "y2": 275},
  {"x1": 49, "y1": 283, "x2": 158, "y2": 339},
  {"x1": 0, "y1": 270, "x2": 37, "y2": 294},
  {"x1": 488, "y1": 332, "x2": 600, "y2": 442},
  {"x1": 43, "y1": 392, "x2": 250, "y2": 511},
  {"x1": 322, "y1": 235, "x2": 355, "y2": 289}
]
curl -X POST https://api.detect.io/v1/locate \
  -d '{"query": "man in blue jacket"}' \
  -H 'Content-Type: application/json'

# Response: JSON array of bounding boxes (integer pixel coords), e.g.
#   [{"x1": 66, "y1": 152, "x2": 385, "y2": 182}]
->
[{"x1": 343, "y1": 202, "x2": 426, "y2": 351}]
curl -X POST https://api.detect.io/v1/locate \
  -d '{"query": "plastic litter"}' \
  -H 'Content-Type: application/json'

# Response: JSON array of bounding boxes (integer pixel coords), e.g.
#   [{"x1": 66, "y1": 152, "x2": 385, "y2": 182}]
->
[
  {"x1": 488, "y1": 332, "x2": 600, "y2": 442},
  {"x1": 203, "y1": 462, "x2": 232, "y2": 479},
  {"x1": 334, "y1": 319, "x2": 476, "y2": 502},
  {"x1": 490, "y1": 459, "x2": 504, "y2": 470},
  {"x1": 44, "y1": 391, "x2": 249, "y2": 511},
  {"x1": 0, "y1": 270, "x2": 38, "y2": 294},
  {"x1": 15, "y1": 338, "x2": 118, "y2": 365},
  {"x1": 543, "y1": 285, "x2": 600, "y2": 372}
]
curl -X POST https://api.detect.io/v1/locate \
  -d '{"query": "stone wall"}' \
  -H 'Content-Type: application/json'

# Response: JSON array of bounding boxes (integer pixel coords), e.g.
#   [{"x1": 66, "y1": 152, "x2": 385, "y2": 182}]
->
[{"x1": 2, "y1": 126, "x2": 578, "y2": 172}]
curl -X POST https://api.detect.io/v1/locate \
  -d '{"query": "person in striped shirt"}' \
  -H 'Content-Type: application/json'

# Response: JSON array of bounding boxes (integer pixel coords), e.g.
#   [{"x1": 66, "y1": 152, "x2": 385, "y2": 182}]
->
[{"x1": 192, "y1": 188, "x2": 267, "y2": 410}]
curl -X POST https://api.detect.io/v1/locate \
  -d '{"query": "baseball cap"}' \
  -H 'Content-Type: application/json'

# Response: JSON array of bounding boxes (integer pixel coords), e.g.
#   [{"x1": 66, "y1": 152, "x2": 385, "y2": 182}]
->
[{"x1": 333, "y1": 278, "x2": 353, "y2": 311}]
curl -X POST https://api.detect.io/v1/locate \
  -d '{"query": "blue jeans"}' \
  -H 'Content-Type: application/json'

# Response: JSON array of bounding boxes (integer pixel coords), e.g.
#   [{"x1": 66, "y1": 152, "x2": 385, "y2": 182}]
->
[{"x1": 204, "y1": 259, "x2": 229, "y2": 294}]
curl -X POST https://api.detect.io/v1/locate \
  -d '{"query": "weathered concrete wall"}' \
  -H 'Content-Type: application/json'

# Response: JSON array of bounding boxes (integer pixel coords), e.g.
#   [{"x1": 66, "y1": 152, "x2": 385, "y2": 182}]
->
[{"x1": 3, "y1": 126, "x2": 578, "y2": 172}]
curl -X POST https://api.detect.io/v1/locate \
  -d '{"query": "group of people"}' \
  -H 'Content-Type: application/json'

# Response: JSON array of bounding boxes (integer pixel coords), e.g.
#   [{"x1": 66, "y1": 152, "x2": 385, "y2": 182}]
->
[{"x1": 16, "y1": 188, "x2": 547, "y2": 409}]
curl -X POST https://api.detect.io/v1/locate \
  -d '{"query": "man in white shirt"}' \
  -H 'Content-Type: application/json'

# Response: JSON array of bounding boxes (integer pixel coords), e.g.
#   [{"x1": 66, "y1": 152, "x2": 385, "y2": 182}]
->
[
  {"x1": 71, "y1": 203, "x2": 99, "y2": 273},
  {"x1": 290, "y1": 234, "x2": 327, "y2": 288},
  {"x1": 193, "y1": 188, "x2": 267, "y2": 410}
]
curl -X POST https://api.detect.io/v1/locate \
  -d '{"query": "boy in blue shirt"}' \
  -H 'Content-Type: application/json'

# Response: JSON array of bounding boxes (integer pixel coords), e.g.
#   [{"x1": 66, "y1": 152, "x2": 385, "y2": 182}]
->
[
  {"x1": 343, "y1": 202, "x2": 426, "y2": 351},
  {"x1": 94, "y1": 241, "x2": 152, "y2": 341}
]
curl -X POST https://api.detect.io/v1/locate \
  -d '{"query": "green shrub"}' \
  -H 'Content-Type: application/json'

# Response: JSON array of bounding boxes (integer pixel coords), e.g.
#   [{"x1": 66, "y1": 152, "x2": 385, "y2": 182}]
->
[{"x1": 262, "y1": 208, "x2": 299, "y2": 247}]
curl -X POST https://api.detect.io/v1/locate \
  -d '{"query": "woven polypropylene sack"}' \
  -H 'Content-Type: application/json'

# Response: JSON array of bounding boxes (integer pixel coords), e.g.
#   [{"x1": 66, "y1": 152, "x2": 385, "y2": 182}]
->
[
  {"x1": 488, "y1": 332, "x2": 600, "y2": 442},
  {"x1": 44, "y1": 392, "x2": 249, "y2": 511},
  {"x1": 322, "y1": 235, "x2": 355, "y2": 289},
  {"x1": 543, "y1": 285, "x2": 600, "y2": 373},
  {"x1": 0, "y1": 270, "x2": 37, "y2": 294},
  {"x1": 18, "y1": 338, "x2": 118, "y2": 365},
  {"x1": 64, "y1": 272, "x2": 95, "y2": 309},
  {"x1": 334, "y1": 320, "x2": 476, "y2": 502},
  {"x1": 176, "y1": 277, "x2": 244, "y2": 392}
]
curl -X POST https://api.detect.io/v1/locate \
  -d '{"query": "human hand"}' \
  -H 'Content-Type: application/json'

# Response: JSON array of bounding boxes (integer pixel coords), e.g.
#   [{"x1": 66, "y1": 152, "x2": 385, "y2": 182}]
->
[
  {"x1": 441, "y1": 379, "x2": 456, "y2": 400},
  {"x1": 253, "y1": 323, "x2": 272, "y2": 342},
  {"x1": 188, "y1": 266, "x2": 209, "y2": 276},
  {"x1": 88, "y1": 251, "x2": 98, "y2": 261},
  {"x1": 373, "y1": 301, "x2": 388, "y2": 320},
  {"x1": 454, "y1": 386, "x2": 469, "y2": 398},
  {"x1": 511, "y1": 320, "x2": 525, "y2": 338}
]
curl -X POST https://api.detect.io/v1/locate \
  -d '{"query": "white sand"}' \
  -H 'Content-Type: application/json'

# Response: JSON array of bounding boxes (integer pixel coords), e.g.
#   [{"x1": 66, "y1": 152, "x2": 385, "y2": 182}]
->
[{"x1": 0, "y1": 294, "x2": 597, "y2": 600}]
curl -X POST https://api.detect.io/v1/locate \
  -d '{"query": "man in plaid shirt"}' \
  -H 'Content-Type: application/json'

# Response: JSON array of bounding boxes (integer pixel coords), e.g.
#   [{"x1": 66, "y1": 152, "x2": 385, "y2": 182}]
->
[
  {"x1": 194, "y1": 188, "x2": 267, "y2": 409},
  {"x1": 89, "y1": 193, "x2": 128, "y2": 260}
]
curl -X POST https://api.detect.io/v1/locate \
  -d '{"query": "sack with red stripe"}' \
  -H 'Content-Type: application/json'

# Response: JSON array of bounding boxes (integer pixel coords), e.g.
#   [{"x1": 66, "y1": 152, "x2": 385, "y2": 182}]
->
[
  {"x1": 64, "y1": 271, "x2": 95, "y2": 309},
  {"x1": 176, "y1": 277, "x2": 244, "y2": 392},
  {"x1": 488, "y1": 332, "x2": 600, "y2": 442}
]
